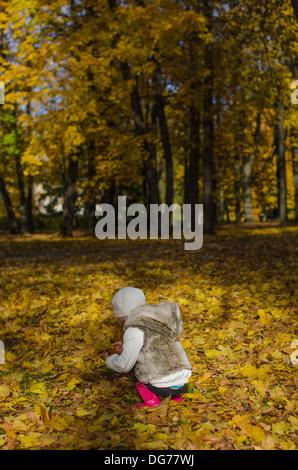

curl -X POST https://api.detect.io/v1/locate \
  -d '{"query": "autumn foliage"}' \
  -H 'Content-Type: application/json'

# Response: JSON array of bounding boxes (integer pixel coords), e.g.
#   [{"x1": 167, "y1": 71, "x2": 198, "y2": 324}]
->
[
  {"x1": 0, "y1": 0, "x2": 298, "y2": 235},
  {"x1": 0, "y1": 225, "x2": 297, "y2": 450},
  {"x1": 0, "y1": 0, "x2": 298, "y2": 453}
]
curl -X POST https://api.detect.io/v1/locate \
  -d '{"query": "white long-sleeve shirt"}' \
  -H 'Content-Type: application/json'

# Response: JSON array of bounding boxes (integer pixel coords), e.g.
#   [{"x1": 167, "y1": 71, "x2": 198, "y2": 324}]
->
[{"x1": 106, "y1": 327, "x2": 191, "y2": 388}]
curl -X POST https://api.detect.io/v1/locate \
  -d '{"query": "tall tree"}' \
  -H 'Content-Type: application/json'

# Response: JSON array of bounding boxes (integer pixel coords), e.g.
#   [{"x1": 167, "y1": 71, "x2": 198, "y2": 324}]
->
[
  {"x1": 153, "y1": 59, "x2": 174, "y2": 207},
  {"x1": 202, "y1": 0, "x2": 215, "y2": 234},
  {"x1": 274, "y1": 98, "x2": 287, "y2": 227},
  {"x1": 290, "y1": 131, "x2": 298, "y2": 221},
  {"x1": 291, "y1": 0, "x2": 298, "y2": 20}
]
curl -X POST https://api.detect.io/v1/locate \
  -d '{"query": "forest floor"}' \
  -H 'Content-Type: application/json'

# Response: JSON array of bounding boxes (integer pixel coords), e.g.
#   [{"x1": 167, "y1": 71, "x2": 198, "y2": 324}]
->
[{"x1": 0, "y1": 222, "x2": 297, "y2": 450}]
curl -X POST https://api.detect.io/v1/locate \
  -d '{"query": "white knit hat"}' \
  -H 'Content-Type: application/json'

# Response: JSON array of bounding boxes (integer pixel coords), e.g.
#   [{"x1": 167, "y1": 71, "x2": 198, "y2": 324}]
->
[{"x1": 112, "y1": 287, "x2": 146, "y2": 318}]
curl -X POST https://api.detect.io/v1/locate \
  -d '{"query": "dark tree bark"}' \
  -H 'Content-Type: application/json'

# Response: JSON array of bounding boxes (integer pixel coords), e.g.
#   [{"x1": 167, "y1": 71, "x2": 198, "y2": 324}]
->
[
  {"x1": 25, "y1": 174, "x2": 34, "y2": 233},
  {"x1": 290, "y1": 128, "x2": 298, "y2": 222},
  {"x1": 242, "y1": 151, "x2": 254, "y2": 223},
  {"x1": 274, "y1": 99, "x2": 287, "y2": 228},
  {"x1": 14, "y1": 153, "x2": 34, "y2": 234},
  {"x1": 202, "y1": 0, "x2": 215, "y2": 234},
  {"x1": 154, "y1": 60, "x2": 174, "y2": 206},
  {"x1": 202, "y1": 55, "x2": 215, "y2": 233},
  {"x1": 84, "y1": 139, "x2": 97, "y2": 232},
  {"x1": 234, "y1": 153, "x2": 241, "y2": 224},
  {"x1": 292, "y1": 144, "x2": 298, "y2": 221},
  {"x1": 60, "y1": 155, "x2": 78, "y2": 237},
  {"x1": 243, "y1": 112, "x2": 261, "y2": 223},
  {"x1": 0, "y1": 175, "x2": 19, "y2": 233},
  {"x1": 184, "y1": 100, "x2": 200, "y2": 230},
  {"x1": 108, "y1": 0, "x2": 160, "y2": 207},
  {"x1": 101, "y1": 181, "x2": 115, "y2": 206},
  {"x1": 120, "y1": 62, "x2": 161, "y2": 206},
  {"x1": 291, "y1": 0, "x2": 298, "y2": 21},
  {"x1": 11, "y1": 100, "x2": 34, "y2": 233},
  {"x1": 218, "y1": 160, "x2": 225, "y2": 223},
  {"x1": 15, "y1": 154, "x2": 29, "y2": 234}
]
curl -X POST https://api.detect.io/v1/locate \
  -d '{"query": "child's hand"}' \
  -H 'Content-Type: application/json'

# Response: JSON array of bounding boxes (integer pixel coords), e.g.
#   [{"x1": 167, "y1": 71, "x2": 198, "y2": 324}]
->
[
  {"x1": 104, "y1": 351, "x2": 109, "y2": 360},
  {"x1": 112, "y1": 342, "x2": 123, "y2": 354}
]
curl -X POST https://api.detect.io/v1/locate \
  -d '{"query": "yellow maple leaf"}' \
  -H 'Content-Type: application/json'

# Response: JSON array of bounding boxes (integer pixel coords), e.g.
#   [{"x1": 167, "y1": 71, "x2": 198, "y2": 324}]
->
[
  {"x1": 154, "y1": 432, "x2": 168, "y2": 441},
  {"x1": 0, "y1": 385, "x2": 11, "y2": 398},
  {"x1": 217, "y1": 331, "x2": 225, "y2": 339},
  {"x1": 241, "y1": 364, "x2": 269, "y2": 378},
  {"x1": 28, "y1": 382, "x2": 47, "y2": 397},
  {"x1": 233, "y1": 414, "x2": 266, "y2": 443},
  {"x1": 257, "y1": 309, "x2": 268, "y2": 325},
  {"x1": 249, "y1": 424, "x2": 266, "y2": 443},
  {"x1": 11, "y1": 419, "x2": 28, "y2": 432},
  {"x1": 272, "y1": 421, "x2": 287, "y2": 435},
  {"x1": 218, "y1": 345, "x2": 234, "y2": 358},
  {"x1": 76, "y1": 408, "x2": 95, "y2": 417},
  {"x1": 178, "y1": 298, "x2": 189, "y2": 307},
  {"x1": 181, "y1": 339, "x2": 192, "y2": 349},
  {"x1": 18, "y1": 432, "x2": 40, "y2": 448},
  {"x1": 141, "y1": 439, "x2": 166, "y2": 449},
  {"x1": 49, "y1": 415, "x2": 69, "y2": 431},
  {"x1": 205, "y1": 349, "x2": 220, "y2": 358},
  {"x1": 66, "y1": 378, "x2": 80, "y2": 391}
]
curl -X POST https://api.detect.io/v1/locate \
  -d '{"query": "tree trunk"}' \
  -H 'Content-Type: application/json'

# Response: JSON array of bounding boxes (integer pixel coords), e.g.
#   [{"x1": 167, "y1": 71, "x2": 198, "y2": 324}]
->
[
  {"x1": 143, "y1": 145, "x2": 161, "y2": 206},
  {"x1": 275, "y1": 99, "x2": 287, "y2": 228},
  {"x1": 291, "y1": 0, "x2": 298, "y2": 21},
  {"x1": 60, "y1": 156, "x2": 78, "y2": 237},
  {"x1": 242, "y1": 152, "x2": 254, "y2": 222},
  {"x1": 202, "y1": 69, "x2": 215, "y2": 233},
  {"x1": 225, "y1": 201, "x2": 230, "y2": 224},
  {"x1": 218, "y1": 161, "x2": 225, "y2": 223},
  {"x1": 291, "y1": 141, "x2": 298, "y2": 221},
  {"x1": 202, "y1": 0, "x2": 215, "y2": 234},
  {"x1": 25, "y1": 174, "x2": 34, "y2": 233},
  {"x1": 85, "y1": 140, "x2": 97, "y2": 232},
  {"x1": 184, "y1": 100, "x2": 200, "y2": 230},
  {"x1": 120, "y1": 62, "x2": 160, "y2": 206},
  {"x1": 101, "y1": 181, "x2": 115, "y2": 206},
  {"x1": 15, "y1": 154, "x2": 28, "y2": 234},
  {"x1": 0, "y1": 175, "x2": 19, "y2": 233},
  {"x1": 234, "y1": 153, "x2": 241, "y2": 224},
  {"x1": 154, "y1": 60, "x2": 173, "y2": 206},
  {"x1": 109, "y1": 0, "x2": 160, "y2": 207}
]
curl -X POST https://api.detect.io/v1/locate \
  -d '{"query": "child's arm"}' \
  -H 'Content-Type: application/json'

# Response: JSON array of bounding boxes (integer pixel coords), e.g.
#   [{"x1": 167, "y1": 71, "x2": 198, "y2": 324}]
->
[{"x1": 105, "y1": 328, "x2": 144, "y2": 373}]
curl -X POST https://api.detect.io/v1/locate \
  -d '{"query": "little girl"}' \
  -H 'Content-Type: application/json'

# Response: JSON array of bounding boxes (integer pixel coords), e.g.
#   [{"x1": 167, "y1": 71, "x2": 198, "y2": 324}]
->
[{"x1": 104, "y1": 286, "x2": 192, "y2": 408}]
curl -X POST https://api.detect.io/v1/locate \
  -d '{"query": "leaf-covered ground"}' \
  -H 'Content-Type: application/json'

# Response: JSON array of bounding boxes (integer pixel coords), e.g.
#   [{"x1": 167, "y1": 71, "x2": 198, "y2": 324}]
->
[{"x1": 0, "y1": 223, "x2": 297, "y2": 450}]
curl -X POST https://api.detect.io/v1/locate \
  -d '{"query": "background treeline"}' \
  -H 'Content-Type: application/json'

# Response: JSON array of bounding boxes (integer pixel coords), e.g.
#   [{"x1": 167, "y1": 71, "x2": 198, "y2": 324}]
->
[{"x1": 0, "y1": 0, "x2": 298, "y2": 236}]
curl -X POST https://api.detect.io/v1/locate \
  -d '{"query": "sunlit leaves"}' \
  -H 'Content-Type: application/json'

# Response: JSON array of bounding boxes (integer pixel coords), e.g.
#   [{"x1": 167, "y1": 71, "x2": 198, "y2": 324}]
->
[{"x1": 0, "y1": 226, "x2": 297, "y2": 449}]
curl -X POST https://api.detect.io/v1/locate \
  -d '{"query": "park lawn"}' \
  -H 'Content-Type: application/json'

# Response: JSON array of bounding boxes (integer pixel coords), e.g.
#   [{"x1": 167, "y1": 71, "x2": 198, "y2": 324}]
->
[{"x1": 0, "y1": 223, "x2": 297, "y2": 450}]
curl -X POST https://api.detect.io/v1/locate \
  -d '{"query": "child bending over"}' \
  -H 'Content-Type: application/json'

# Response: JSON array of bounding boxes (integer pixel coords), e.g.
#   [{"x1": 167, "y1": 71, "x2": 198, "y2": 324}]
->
[{"x1": 104, "y1": 286, "x2": 192, "y2": 408}]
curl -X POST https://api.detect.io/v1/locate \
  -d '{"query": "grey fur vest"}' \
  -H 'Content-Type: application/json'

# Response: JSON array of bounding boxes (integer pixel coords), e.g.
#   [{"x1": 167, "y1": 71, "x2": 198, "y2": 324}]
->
[{"x1": 123, "y1": 302, "x2": 192, "y2": 384}]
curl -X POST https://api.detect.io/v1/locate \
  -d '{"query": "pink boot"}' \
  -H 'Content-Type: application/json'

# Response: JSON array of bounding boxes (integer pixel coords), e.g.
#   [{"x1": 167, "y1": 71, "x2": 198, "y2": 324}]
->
[
  {"x1": 171, "y1": 393, "x2": 183, "y2": 402},
  {"x1": 133, "y1": 383, "x2": 160, "y2": 408}
]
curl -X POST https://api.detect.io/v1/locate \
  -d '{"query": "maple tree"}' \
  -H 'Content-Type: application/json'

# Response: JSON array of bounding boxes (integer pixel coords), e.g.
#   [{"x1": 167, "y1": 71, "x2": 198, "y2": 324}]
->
[
  {"x1": 0, "y1": 1, "x2": 298, "y2": 450},
  {"x1": 0, "y1": 0, "x2": 297, "y2": 235}
]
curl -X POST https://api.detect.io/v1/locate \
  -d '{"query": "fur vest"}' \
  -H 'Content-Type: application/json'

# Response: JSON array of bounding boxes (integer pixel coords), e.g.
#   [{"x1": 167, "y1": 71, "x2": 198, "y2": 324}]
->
[{"x1": 123, "y1": 302, "x2": 192, "y2": 384}]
